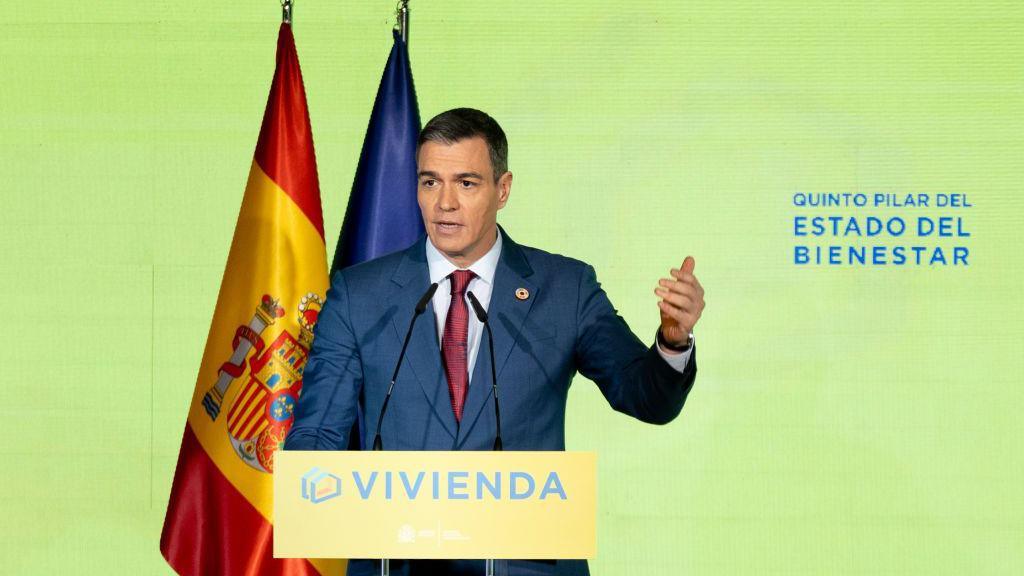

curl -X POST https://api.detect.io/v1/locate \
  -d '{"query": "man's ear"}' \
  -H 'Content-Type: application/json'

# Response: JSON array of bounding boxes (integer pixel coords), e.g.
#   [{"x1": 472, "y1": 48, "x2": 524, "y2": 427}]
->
[{"x1": 497, "y1": 171, "x2": 513, "y2": 208}]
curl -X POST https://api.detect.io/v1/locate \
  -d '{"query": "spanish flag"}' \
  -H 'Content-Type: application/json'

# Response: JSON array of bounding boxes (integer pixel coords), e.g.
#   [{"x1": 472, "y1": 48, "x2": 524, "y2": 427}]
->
[{"x1": 160, "y1": 23, "x2": 344, "y2": 576}]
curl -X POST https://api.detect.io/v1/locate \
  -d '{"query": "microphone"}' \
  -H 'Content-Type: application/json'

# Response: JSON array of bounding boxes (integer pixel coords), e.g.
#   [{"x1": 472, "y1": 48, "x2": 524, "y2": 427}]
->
[
  {"x1": 372, "y1": 282, "x2": 439, "y2": 451},
  {"x1": 466, "y1": 290, "x2": 502, "y2": 451}
]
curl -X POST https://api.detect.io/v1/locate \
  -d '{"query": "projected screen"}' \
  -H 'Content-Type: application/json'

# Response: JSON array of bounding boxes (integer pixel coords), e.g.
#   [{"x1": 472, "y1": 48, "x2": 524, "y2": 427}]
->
[{"x1": 2, "y1": 1, "x2": 1020, "y2": 574}]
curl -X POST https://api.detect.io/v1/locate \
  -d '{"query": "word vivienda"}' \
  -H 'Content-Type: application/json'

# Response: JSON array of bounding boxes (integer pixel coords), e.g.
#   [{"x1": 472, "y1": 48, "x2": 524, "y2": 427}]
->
[{"x1": 336, "y1": 470, "x2": 568, "y2": 501}]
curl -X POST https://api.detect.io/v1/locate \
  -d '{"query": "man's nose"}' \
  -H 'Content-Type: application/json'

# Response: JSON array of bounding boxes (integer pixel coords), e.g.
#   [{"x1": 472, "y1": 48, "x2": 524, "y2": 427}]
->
[{"x1": 438, "y1": 184, "x2": 459, "y2": 211}]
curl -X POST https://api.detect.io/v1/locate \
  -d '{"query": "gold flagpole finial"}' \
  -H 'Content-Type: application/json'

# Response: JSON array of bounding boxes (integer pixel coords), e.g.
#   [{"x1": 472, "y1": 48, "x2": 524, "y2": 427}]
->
[{"x1": 281, "y1": 0, "x2": 293, "y2": 24}]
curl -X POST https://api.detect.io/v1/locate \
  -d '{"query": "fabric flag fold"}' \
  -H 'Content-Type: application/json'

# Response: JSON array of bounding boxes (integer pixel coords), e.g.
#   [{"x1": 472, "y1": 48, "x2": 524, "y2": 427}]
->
[
  {"x1": 331, "y1": 29, "x2": 424, "y2": 274},
  {"x1": 161, "y1": 23, "x2": 344, "y2": 576}
]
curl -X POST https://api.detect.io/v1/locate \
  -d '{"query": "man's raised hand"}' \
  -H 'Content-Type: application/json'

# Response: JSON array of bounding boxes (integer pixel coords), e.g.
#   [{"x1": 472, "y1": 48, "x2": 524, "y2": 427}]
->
[{"x1": 654, "y1": 256, "x2": 705, "y2": 348}]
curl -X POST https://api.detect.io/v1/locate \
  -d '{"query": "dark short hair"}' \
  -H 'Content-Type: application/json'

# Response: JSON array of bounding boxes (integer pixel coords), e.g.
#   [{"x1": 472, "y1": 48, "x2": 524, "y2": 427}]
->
[{"x1": 417, "y1": 108, "x2": 508, "y2": 181}]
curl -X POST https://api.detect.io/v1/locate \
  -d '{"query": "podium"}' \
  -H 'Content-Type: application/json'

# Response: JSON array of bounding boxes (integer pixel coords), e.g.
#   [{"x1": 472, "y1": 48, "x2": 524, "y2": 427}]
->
[{"x1": 274, "y1": 451, "x2": 597, "y2": 574}]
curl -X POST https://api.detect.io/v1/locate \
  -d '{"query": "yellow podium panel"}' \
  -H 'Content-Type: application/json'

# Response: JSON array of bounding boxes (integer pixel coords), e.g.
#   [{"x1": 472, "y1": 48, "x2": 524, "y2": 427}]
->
[{"x1": 274, "y1": 451, "x2": 596, "y2": 560}]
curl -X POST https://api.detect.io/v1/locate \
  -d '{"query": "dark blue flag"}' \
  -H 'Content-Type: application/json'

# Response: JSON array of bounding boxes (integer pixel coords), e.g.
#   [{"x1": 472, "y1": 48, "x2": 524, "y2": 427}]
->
[
  {"x1": 331, "y1": 30, "x2": 423, "y2": 274},
  {"x1": 332, "y1": 31, "x2": 422, "y2": 449}
]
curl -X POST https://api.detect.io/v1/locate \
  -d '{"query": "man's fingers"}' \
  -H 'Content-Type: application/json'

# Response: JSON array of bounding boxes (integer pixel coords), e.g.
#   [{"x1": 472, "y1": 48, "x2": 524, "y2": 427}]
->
[
  {"x1": 654, "y1": 287, "x2": 697, "y2": 311},
  {"x1": 656, "y1": 285, "x2": 706, "y2": 313},
  {"x1": 658, "y1": 297, "x2": 703, "y2": 327},
  {"x1": 657, "y1": 300, "x2": 693, "y2": 328},
  {"x1": 659, "y1": 297, "x2": 704, "y2": 320},
  {"x1": 657, "y1": 293, "x2": 704, "y2": 322},
  {"x1": 681, "y1": 256, "x2": 695, "y2": 275},
  {"x1": 691, "y1": 275, "x2": 704, "y2": 295},
  {"x1": 667, "y1": 271, "x2": 695, "y2": 284},
  {"x1": 669, "y1": 267, "x2": 699, "y2": 285},
  {"x1": 658, "y1": 278, "x2": 704, "y2": 300}
]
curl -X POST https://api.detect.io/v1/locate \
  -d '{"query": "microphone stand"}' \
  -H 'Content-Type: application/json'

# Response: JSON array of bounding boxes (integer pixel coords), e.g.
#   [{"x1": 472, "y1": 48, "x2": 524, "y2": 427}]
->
[
  {"x1": 466, "y1": 291, "x2": 502, "y2": 451},
  {"x1": 485, "y1": 317, "x2": 502, "y2": 451},
  {"x1": 467, "y1": 291, "x2": 501, "y2": 576},
  {"x1": 373, "y1": 283, "x2": 438, "y2": 451},
  {"x1": 374, "y1": 283, "x2": 437, "y2": 576}
]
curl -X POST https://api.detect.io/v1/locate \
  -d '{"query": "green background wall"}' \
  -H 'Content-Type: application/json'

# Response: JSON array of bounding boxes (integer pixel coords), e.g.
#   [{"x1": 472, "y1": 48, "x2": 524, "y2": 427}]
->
[{"x1": 2, "y1": 1, "x2": 1022, "y2": 573}]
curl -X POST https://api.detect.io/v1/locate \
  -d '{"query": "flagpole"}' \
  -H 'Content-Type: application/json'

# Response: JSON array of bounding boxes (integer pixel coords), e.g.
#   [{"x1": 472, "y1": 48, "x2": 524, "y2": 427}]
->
[
  {"x1": 282, "y1": 0, "x2": 293, "y2": 24},
  {"x1": 397, "y1": 0, "x2": 410, "y2": 43},
  {"x1": 384, "y1": 0, "x2": 404, "y2": 568}
]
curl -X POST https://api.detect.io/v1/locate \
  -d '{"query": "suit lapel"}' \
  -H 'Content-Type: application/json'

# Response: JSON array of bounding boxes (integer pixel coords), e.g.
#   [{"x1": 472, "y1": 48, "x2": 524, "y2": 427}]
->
[
  {"x1": 457, "y1": 228, "x2": 537, "y2": 446},
  {"x1": 389, "y1": 239, "x2": 458, "y2": 440}
]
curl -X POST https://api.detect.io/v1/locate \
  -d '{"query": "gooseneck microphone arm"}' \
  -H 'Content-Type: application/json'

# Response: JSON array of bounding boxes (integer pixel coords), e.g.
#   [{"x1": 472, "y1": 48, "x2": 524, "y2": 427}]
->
[
  {"x1": 372, "y1": 282, "x2": 439, "y2": 451},
  {"x1": 466, "y1": 291, "x2": 502, "y2": 451}
]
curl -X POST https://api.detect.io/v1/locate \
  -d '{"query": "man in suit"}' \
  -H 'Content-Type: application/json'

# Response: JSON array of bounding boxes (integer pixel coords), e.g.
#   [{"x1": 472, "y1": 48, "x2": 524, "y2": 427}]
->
[{"x1": 284, "y1": 108, "x2": 705, "y2": 576}]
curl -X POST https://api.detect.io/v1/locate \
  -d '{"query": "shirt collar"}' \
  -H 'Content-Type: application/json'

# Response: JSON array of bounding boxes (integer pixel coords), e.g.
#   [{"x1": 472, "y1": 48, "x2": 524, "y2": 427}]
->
[{"x1": 425, "y1": 229, "x2": 503, "y2": 287}]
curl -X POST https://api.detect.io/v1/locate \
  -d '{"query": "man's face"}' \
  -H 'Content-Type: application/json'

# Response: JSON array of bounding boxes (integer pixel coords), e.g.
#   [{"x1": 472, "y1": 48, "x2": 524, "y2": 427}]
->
[{"x1": 417, "y1": 136, "x2": 512, "y2": 267}]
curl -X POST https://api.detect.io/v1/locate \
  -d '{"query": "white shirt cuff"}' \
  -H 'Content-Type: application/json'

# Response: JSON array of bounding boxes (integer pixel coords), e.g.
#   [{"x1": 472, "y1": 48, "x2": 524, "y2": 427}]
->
[{"x1": 656, "y1": 337, "x2": 693, "y2": 373}]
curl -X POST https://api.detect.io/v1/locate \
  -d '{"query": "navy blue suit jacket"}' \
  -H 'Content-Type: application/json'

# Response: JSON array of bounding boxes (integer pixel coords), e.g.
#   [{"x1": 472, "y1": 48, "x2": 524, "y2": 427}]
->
[{"x1": 285, "y1": 227, "x2": 697, "y2": 575}]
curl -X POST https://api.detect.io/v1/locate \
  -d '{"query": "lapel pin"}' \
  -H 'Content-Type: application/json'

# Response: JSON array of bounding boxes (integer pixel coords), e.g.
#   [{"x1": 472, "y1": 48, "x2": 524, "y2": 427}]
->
[{"x1": 515, "y1": 287, "x2": 530, "y2": 301}]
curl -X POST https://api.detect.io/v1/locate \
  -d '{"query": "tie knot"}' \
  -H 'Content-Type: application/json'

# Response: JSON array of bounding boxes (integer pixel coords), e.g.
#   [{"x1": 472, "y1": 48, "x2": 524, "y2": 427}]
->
[{"x1": 449, "y1": 269, "x2": 476, "y2": 295}]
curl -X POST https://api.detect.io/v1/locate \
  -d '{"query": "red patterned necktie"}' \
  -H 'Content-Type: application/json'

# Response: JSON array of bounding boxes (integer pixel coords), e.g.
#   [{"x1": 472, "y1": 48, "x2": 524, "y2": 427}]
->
[{"x1": 442, "y1": 269, "x2": 476, "y2": 422}]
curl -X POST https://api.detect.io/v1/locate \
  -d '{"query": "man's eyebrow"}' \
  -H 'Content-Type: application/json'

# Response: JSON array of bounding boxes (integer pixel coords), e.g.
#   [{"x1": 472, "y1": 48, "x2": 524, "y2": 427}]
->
[{"x1": 416, "y1": 171, "x2": 485, "y2": 180}]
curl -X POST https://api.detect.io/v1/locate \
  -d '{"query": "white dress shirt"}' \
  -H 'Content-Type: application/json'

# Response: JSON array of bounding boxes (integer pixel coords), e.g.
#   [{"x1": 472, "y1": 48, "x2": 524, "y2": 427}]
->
[{"x1": 424, "y1": 232, "x2": 693, "y2": 384}]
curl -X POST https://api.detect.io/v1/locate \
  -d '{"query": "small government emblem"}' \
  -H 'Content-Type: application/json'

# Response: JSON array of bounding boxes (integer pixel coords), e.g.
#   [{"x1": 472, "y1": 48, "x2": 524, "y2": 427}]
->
[
  {"x1": 515, "y1": 287, "x2": 530, "y2": 301},
  {"x1": 397, "y1": 524, "x2": 417, "y2": 543}
]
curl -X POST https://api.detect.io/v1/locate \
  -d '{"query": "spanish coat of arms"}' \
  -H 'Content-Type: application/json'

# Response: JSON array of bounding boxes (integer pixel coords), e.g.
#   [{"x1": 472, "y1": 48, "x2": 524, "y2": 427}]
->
[{"x1": 201, "y1": 292, "x2": 323, "y2": 473}]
